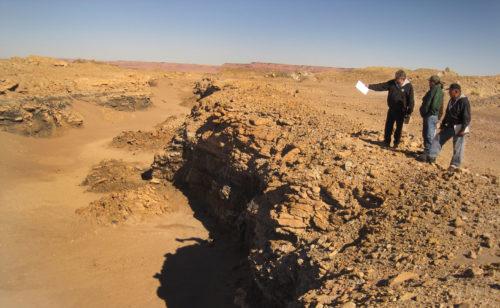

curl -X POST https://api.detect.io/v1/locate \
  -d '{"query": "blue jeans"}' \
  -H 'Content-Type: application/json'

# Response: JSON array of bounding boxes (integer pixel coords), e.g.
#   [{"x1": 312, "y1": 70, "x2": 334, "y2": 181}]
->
[
  {"x1": 422, "y1": 115, "x2": 438, "y2": 154},
  {"x1": 429, "y1": 126, "x2": 465, "y2": 167}
]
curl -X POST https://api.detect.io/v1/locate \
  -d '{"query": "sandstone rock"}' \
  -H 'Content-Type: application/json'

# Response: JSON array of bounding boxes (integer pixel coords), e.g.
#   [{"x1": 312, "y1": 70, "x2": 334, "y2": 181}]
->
[
  {"x1": 0, "y1": 98, "x2": 83, "y2": 136},
  {"x1": 281, "y1": 147, "x2": 301, "y2": 163},
  {"x1": 343, "y1": 160, "x2": 353, "y2": 171},
  {"x1": 277, "y1": 118, "x2": 293, "y2": 126},
  {"x1": 0, "y1": 79, "x2": 19, "y2": 94},
  {"x1": 341, "y1": 301, "x2": 356, "y2": 308},
  {"x1": 463, "y1": 266, "x2": 483, "y2": 278},
  {"x1": 193, "y1": 77, "x2": 220, "y2": 99},
  {"x1": 465, "y1": 250, "x2": 477, "y2": 259},
  {"x1": 53, "y1": 60, "x2": 68, "y2": 67},
  {"x1": 249, "y1": 117, "x2": 271, "y2": 126},
  {"x1": 388, "y1": 272, "x2": 419, "y2": 287},
  {"x1": 452, "y1": 217, "x2": 465, "y2": 228},
  {"x1": 399, "y1": 292, "x2": 416, "y2": 301}
]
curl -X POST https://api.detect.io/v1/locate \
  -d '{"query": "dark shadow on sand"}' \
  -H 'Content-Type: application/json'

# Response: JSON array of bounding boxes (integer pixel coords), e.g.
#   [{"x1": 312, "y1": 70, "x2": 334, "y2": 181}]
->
[{"x1": 153, "y1": 194, "x2": 248, "y2": 308}]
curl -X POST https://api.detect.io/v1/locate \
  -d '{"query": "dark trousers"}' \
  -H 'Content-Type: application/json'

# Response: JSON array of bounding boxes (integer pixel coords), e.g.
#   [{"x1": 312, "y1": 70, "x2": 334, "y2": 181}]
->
[{"x1": 384, "y1": 109, "x2": 405, "y2": 145}]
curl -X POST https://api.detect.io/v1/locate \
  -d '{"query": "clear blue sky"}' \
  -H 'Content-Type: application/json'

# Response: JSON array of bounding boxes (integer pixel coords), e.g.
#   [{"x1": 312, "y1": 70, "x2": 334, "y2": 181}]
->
[{"x1": 1, "y1": 0, "x2": 499, "y2": 75}]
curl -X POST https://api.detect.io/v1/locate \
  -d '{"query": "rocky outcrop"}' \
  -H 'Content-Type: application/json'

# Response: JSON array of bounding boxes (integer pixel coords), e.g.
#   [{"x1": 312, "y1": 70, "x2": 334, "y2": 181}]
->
[
  {"x1": 193, "y1": 77, "x2": 220, "y2": 100},
  {"x1": 0, "y1": 56, "x2": 163, "y2": 136},
  {"x1": 96, "y1": 94, "x2": 152, "y2": 111},
  {"x1": 111, "y1": 115, "x2": 184, "y2": 151},
  {"x1": 152, "y1": 80, "x2": 499, "y2": 306},
  {"x1": 76, "y1": 183, "x2": 172, "y2": 225},
  {"x1": 81, "y1": 159, "x2": 145, "y2": 193},
  {"x1": 0, "y1": 79, "x2": 19, "y2": 94},
  {"x1": 0, "y1": 97, "x2": 83, "y2": 136}
]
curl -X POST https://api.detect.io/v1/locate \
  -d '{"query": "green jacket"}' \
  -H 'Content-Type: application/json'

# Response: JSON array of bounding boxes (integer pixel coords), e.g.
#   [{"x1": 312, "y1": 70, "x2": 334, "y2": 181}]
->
[{"x1": 420, "y1": 84, "x2": 444, "y2": 118}]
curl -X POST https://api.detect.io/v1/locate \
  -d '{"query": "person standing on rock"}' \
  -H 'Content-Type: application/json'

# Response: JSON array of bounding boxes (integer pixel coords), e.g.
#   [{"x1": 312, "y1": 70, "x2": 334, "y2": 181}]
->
[
  {"x1": 427, "y1": 83, "x2": 471, "y2": 170},
  {"x1": 368, "y1": 70, "x2": 415, "y2": 148},
  {"x1": 418, "y1": 75, "x2": 444, "y2": 161}
]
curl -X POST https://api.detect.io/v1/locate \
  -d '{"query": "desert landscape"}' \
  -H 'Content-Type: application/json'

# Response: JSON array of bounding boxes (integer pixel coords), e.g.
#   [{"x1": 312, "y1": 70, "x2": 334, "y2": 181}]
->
[{"x1": 0, "y1": 55, "x2": 499, "y2": 307}]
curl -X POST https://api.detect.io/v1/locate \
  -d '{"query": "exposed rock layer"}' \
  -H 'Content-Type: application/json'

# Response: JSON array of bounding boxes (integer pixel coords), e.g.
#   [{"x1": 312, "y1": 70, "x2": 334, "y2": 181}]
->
[
  {"x1": 152, "y1": 80, "x2": 499, "y2": 306},
  {"x1": 0, "y1": 97, "x2": 83, "y2": 136},
  {"x1": 0, "y1": 56, "x2": 162, "y2": 136}
]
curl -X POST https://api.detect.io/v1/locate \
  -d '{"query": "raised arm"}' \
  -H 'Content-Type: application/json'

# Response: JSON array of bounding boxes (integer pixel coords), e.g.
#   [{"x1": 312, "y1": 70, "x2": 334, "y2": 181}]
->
[{"x1": 368, "y1": 80, "x2": 391, "y2": 91}]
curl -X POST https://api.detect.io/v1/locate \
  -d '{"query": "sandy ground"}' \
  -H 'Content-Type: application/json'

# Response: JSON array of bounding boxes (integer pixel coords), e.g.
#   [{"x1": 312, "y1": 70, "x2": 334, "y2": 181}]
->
[
  {"x1": 0, "y1": 79, "x2": 240, "y2": 307},
  {"x1": 0, "y1": 67, "x2": 498, "y2": 307},
  {"x1": 297, "y1": 80, "x2": 500, "y2": 175}
]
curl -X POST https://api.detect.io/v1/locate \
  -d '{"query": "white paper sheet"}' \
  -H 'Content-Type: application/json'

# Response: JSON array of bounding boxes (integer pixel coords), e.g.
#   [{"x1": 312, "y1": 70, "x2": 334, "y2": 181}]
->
[
  {"x1": 454, "y1": 124, "x2": 470, "y2": 134},
  {"x1": 355, "y1": 80, "x2": 369, "y2": 95}
]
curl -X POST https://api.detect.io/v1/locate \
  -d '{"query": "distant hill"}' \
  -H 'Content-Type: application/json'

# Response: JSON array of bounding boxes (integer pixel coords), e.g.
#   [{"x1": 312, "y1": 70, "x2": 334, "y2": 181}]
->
[{"x1": 107, "y1": 60, "x2": 347, "y2": 73}]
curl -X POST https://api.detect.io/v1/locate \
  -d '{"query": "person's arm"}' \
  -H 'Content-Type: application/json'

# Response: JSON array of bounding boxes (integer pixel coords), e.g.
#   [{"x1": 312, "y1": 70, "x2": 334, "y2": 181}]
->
[
  {"x1": 406, "y1": 83, "x2": 415, "y2": 115},
  {"x1": 440, "y1": 101, "x2": 450, "y2": 129},
  {"x1": 423, "y1": 86, "x2": 441, "y2": 116},
  {"x1": 368, "y1": 80, "x2": 391, "y2": 91},
  {"x1": 458, "y1": 98, "x2": 471, "y2": 136},
  {"x1": 420, "y1": 89, "x2": 433, "y2": 116},
  {"x1": 437, "y1": 90, "x2": 445, "y2": 120}
]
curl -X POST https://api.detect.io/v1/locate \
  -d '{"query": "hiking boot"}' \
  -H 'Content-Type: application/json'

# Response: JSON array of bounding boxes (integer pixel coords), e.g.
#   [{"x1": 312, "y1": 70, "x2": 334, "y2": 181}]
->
[
  {"x1": 427, "y1": 156, "x2": 436, "y2": 164},
  {"x1": 417, "y1": 153, "x2": 428, "y2": 162},
  {"x1": 448, "y1": 165, "x2": 459, "y2": 172}
]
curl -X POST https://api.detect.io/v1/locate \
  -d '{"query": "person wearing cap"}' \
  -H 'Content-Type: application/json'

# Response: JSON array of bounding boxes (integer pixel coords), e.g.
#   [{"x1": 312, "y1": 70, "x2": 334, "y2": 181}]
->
[
  {"x1": 368, "y1": 70, "x2": 415, "y2": 148},
  {"x1": 428, "y1": 83, "x2": 471, "y2": 170},
  {"x1": 418, "y1": 75, "x2": 444, "y2": 160}
]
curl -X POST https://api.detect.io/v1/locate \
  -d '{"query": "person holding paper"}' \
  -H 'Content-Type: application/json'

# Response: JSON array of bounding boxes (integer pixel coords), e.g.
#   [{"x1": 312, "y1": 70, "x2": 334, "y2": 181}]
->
[
  {"x1": 428, "y1": 83, "x2": 471, "y2": 170},
  {"x1": 418, "y1": 75, "x2": 444, "y2": 160},
  {"x1": 368, "y1": 70, "x2": 414, "y2": 148}
]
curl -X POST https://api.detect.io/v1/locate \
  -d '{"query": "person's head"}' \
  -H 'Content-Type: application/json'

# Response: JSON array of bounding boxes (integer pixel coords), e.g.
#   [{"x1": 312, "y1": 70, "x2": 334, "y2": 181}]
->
[
  {"x1": 428, "y1": 75, "x2": 440, "y2": 88},
  {"x1": 395, "y1": 70, "x2": 406, "y2": 86},
  {"x1": 448, "y1": 83, "x2": 461, "y2": 99}
]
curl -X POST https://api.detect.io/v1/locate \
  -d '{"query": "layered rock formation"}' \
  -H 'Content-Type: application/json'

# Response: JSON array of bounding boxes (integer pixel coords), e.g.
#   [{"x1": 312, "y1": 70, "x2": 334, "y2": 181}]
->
[
  {"x1": 111, "y1": 115, "x2": 184, "y2": 151},
  {"x1": 152, "y1": 80, "x2": 499, "y2": 306},
  {"x1": 0, "y1": 56, "x2": 161, "y2": 136},
  {"x1": 0, "y1": 97, "x2": 83, "y2": 136}
]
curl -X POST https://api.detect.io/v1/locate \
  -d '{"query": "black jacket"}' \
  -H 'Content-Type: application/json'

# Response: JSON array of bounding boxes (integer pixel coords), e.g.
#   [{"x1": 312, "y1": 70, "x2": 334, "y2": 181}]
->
[
  {"x1": 441, "y1": 95, "x2": 471, "y2": 130},
  {"x1": 368, "y1": 79, "x2": 414, "y2": 115}
]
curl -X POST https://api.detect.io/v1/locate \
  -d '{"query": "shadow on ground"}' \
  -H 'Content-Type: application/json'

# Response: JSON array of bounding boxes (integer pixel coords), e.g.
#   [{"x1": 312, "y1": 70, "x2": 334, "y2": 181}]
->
[{"x1": 153, "y1": 196, "x2": 248, "y2": 308}]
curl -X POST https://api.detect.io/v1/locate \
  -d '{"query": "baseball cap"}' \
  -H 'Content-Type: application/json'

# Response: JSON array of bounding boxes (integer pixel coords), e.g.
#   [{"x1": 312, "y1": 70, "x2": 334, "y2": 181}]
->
[{"x1": 447, "y1": 83, "x2": 461, "y2": 91}]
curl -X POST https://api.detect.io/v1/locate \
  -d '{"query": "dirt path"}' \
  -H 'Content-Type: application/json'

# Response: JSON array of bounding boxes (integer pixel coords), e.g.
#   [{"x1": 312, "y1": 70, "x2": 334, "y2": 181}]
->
[{"x1": 0, "y1": 79, "x2": 239, "y2": 307}]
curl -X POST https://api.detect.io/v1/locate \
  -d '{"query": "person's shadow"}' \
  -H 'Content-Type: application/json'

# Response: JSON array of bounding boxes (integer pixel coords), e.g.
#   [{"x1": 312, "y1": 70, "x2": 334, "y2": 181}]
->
[
  {"x1": 154, "y1": 235, "x2": 245, "y2": 308},
  {"x1": 153, "y1": 192, "x2": 251, "y2": 308}
]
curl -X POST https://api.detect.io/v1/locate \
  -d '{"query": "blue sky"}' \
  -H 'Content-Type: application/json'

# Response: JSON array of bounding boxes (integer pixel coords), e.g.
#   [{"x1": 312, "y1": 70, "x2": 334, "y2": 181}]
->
[{"x1": 1, "y1": 0, "x2": 499, "y2": 75}]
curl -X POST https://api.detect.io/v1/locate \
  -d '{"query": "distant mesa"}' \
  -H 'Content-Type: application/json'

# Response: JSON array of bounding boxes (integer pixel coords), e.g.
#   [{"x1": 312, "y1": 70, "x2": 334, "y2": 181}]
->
[{"x1": 107, "y1": 60, "x2": 348, "y2": 74}]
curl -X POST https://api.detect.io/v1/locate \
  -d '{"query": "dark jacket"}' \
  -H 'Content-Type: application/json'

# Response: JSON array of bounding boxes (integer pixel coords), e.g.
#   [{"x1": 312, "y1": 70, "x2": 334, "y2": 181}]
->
[
  {"x1": 441, "y1": 95, "x2": 471, "y2": 131},
  {"x1": 368, "y1": 79, "x2": 414, "y2": 115},
  {"x1": 420, "y1": 84, "x2": 444, "y2": 118}
]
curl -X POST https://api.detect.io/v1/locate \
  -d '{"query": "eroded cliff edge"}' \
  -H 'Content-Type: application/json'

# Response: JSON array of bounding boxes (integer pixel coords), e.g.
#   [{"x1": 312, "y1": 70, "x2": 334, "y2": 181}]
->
[{"x1": 151, "y1": 80, "x2": 499, "y2": 306}]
